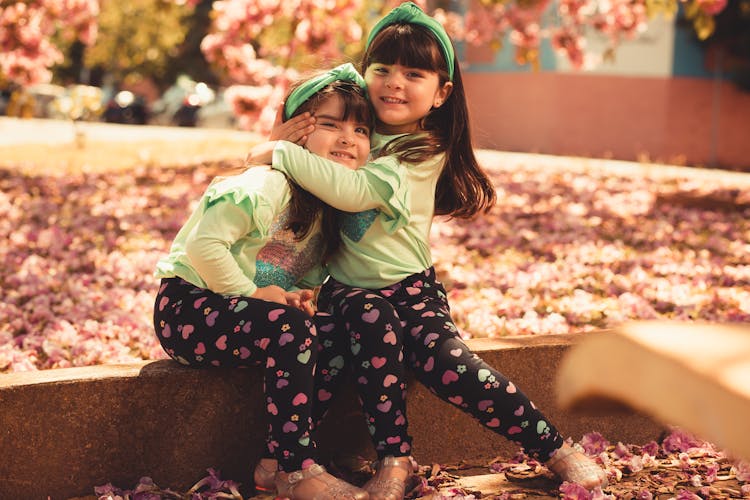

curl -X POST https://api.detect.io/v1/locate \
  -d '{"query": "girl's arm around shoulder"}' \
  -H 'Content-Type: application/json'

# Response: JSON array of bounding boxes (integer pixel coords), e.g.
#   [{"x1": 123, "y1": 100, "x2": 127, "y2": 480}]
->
[{"x1": 271, "y1": 141, "x2": 410, "y2": 224}]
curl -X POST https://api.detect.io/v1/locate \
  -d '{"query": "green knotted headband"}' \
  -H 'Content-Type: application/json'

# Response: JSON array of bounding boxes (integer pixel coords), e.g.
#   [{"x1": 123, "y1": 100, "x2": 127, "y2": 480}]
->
[
  {"x1": 366, "y1": 1, "x2": 455, "y2": 81},
  {"x1": 284, "y1": 63, "x2": 368, "y2": 120}
]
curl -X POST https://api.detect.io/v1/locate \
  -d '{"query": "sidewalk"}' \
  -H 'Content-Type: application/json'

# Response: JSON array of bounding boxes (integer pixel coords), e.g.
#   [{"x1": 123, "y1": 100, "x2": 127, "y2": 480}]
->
[{"x1": 4, "y1": 117, "x2": 750, "y2": 185}]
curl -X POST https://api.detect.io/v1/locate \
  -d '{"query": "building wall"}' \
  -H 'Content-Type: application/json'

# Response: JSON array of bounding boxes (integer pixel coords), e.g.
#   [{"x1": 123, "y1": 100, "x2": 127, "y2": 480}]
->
[{"x1": 461, "y1": 15, "x2": 750, "y2": 169}]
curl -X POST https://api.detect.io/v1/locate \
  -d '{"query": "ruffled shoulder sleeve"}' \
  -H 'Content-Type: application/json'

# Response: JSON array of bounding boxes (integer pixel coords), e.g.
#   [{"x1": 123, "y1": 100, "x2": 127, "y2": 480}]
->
[{"x1": 203, "y1": 168, "x2": 291, "y2": 238}]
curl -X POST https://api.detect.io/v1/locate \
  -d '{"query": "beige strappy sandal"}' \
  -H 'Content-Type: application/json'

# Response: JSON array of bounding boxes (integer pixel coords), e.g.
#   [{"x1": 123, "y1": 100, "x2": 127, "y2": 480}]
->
[
  {"x1": 276, "y1": 463, "x2": 370, "y2": 500},
  {"x1": 363, "y1": 456, "x2": 417, "y2": 500},
  {"x1": 546, "y1": 444, "x2": 608, "y2": 490},
  {"x1": 253, "y1": 458, "x2": 278, "y2": 493}
]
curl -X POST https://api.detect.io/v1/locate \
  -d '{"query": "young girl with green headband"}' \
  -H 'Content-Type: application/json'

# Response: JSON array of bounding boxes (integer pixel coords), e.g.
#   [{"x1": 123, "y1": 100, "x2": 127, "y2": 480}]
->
[
  {"x1": 249, "y1": 3, "x2": 609, "y2": 498},
  {"x1": 153, "y1": 63, "x2": 377, "y2": 500}
]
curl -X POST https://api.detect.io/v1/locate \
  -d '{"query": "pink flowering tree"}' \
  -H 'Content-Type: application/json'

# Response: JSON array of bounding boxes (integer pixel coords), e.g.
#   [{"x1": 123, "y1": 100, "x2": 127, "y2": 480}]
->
[
  {"x1": 0, "y1": 0, "x2": 99, "y2": 86},
  {"x1": 200, "y1": 0, "x2": 728, "y2": 131},
  {"x1": 199, "y1": 0, "x2": 366, "y2": 132},
  {"x1": 438, "y1": 0, "x2": 729, "y2": 70}
]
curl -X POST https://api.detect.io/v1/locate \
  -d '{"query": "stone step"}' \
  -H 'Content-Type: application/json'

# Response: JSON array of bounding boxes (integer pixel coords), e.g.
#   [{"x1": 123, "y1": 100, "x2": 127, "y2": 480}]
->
[
  {"x1": 0, "y1": 334, "x2": 663, "y2": 499},
  {"x1": 557, "y1": 321, "x2": 750, "y2": 461}
]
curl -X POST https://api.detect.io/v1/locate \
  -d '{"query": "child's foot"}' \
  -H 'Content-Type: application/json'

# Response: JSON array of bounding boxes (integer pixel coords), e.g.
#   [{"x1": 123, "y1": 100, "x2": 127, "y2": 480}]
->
[
  {"x1": 253, "y1": 458, "x2": 279, "y2": 493},
  {"x1": 363, "y1": 456, "x2": 417, "y2": 500},
  {"x1": 546, "y1": 444, "x2": 608, "y2": 490},
  {"x1": 276, "y1": 463, "x2": 369, "y2": 500}
]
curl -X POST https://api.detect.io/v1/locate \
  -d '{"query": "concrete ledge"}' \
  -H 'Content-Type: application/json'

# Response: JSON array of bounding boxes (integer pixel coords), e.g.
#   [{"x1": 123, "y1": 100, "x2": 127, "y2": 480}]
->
[{"x1": 0, "y1": 334, "x2": 664, "y2": 499}]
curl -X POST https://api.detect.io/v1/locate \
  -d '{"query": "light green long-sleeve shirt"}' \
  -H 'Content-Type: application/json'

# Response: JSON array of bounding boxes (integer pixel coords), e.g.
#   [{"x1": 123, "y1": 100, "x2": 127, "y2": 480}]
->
[
  {"x1": 271, "y1": 134, "x2": 445, "y2": 288},
  {"x1": 155, "y1": 168, "x2": 327, "y2": 296}
]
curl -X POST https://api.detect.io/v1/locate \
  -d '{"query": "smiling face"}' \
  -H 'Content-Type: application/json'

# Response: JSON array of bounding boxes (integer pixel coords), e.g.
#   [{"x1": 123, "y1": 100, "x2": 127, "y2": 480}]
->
[
  {"x1": 304, "y1": 95, "x2": 371, "y2": 170},
  {"x1": 364, "y1": 63, "x2": 451, "y2": 135}
]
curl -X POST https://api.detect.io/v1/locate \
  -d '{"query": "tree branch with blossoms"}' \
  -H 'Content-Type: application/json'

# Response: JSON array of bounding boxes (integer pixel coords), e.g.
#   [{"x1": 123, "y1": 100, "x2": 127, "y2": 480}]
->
[{"x1": 0, "y1": 0, "x2": 99, "y2": 86}]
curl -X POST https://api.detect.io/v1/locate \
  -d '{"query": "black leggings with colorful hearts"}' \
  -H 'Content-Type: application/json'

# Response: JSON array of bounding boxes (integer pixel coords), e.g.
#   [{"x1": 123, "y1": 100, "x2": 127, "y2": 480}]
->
[
  {"x1": 313, "y1": 267, "x2": 566, "y2": 461},
  {"x1": 153, "y1": 277, "x2": 343, "y2": 472}
]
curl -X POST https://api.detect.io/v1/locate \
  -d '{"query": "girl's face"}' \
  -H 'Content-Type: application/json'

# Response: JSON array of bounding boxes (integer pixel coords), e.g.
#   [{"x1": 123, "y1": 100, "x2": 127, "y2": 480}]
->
[
  {"x1": 305, "y1": 95, "x2": 371, "y2": 170},
  {"x1": 364, "y1": 63, "x2": 452, "y2": 135}
]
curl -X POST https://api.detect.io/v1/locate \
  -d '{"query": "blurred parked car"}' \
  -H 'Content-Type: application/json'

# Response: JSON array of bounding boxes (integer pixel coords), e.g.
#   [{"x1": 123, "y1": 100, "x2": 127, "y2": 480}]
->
[
  {"x1": 4, "y1": 83, "x2": 66, "y2": 118},
  {"x1": 195, "y1": 89, "x2": 236, "y2": 129},
  {"x1": 103, "y1": 90, "x2": 149, "y2": 125},
  {"x1": 49, "y1": 85, "x2": 104, "y2": 121},
  {"x1": 151, "y1": 76, "x2": 217, "y2": 127}
]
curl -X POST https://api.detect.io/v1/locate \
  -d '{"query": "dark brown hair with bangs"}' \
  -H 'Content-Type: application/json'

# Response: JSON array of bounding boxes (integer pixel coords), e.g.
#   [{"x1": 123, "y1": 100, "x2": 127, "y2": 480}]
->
[
  {"x1": 284, "y1": 79, "x2": 373, "y2": 262},
  {"x1": 362, "y1": 23, "x2": 496, "y2": 219}
]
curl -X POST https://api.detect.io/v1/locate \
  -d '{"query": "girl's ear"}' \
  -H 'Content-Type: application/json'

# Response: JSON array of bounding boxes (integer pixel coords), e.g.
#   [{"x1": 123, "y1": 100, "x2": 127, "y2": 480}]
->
[{"x1": 433, "y1": 81, "x2": 453, "y2": 108}]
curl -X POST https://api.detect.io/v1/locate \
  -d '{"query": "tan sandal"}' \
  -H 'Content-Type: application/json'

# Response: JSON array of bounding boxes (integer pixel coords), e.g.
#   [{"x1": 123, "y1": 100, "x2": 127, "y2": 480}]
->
[
  {"x1": 363, "y1": 456, "x2": 417, "y2": 500},
  {"x1": 546, "y1": 444, "x2": 608, "y2": 490},
  {"x1": 253, "y1": 458, "x2": 278, "y2": 493},
  {"x1": 276, "y1": 463, "x2": 369, "y2": 500}
]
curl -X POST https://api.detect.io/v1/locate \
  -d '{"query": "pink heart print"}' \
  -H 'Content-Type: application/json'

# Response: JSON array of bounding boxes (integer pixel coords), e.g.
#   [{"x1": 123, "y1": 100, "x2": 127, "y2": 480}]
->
[
  {"x1": 267, "y1": 402, "x2": 279, "y2": 415},
  {"x1": 371, "y1": 356, "x2": 387, "y2": 369},
  {"x1": 215, "y1": 335, "x2": 227, "y2": 350},
  {"x1": 423, "y1": 333, "x2": 439, "y2": 345},
  {"x1": 194, "y1": 342, "x2": 206, "y2": 355},
  {"x1": 383, "y1": 331, "x2": 397, "y2": 345},
  {"x1": 292, "y1": 393, "x2": 308, "y2": 406},
  {"x1": 383, "y1": 374, "x2": 398, "y2": 387},
  {"x1": 159, "y1": 296, "x2": 169, "y2": 311},
  {"x1": 478, "y1": 400, "x2": 493, "y2": 411},
  {"x1": 279, "y1": 332, "x2": 295, "y2": 346},
  {"x1": 441, "y1": 370, "x2": 459, "y2": 384},
  {"x1": 206, "y1": 310, "x2": 219, "y2": 326},
  {"x1": 268, "y1": 309, "x2": 285, "y2": 321},
  {"x1": 377, "y1": 401, "x2": 392, "y2": 412},
  {"x1": 181, "y1": 324, "x2": 194, "y2": 339},
  {"x1": 361, "y1": 309, "x2": 380, "y2": 323}
]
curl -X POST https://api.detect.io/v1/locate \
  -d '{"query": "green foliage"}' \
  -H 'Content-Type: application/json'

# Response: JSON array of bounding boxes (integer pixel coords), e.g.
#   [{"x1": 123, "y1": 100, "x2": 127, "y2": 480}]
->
[{"x1": 84, "y1": 0, "x2": 193, "y2": 86}]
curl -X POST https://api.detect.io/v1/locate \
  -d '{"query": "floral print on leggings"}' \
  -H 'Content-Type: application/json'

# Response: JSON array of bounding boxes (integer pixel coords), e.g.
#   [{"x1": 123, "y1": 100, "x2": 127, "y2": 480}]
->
[
  {"x1": 153, "y1": 277, "x2": 319, "y2": 472},
  {"x1": 315, "y1": 267, "x2": 565, "y2": 461}
]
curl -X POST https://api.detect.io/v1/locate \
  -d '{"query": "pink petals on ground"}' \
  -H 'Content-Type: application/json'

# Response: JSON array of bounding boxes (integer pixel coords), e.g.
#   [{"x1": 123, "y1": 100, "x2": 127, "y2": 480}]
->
[
  {"x1": 432, "y1": 160, "x2": 750, "y2": 338},
  {"x1": 1, "y1": 158, "x2": 749, "y2": 372}
]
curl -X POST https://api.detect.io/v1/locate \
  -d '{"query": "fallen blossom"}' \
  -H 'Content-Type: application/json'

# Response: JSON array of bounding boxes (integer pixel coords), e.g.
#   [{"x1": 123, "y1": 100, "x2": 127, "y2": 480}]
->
[{"x1": 1, "y1": 157, "x2": 749, "y2": 371}]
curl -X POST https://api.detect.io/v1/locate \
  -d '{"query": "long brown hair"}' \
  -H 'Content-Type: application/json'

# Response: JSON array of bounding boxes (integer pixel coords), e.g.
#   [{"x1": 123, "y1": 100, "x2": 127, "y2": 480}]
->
[
  {"x1": 284, "y1": 80, "x2": 374, "y2": 262},
  {"x1": 362, "y1": 23, "x2": 496, "y2": 218}
]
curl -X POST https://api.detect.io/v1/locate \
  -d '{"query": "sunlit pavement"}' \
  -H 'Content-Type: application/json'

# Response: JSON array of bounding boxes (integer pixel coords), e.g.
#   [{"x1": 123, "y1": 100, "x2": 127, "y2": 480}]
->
[
  {"x1": 4, "y1": 117, "x2": 749, "y2": 185},
  {"x1": 0, "y1": 116, "x2": 257, "y2": 146}
]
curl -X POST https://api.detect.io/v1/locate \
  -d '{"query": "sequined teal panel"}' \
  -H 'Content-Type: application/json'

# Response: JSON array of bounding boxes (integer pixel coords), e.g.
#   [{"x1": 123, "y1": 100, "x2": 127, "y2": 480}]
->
[{"x1": 339, "y1": 209, "x2": 379, "y2": 242}]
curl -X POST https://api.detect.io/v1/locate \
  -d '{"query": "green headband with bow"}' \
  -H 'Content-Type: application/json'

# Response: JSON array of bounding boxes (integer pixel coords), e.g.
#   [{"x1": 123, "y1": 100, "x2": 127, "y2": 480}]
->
[
  {"x1": 284, "y1": 63, "x2": 367, "y2": 120},
  {"x1": 366, "y1": 1, "x2": 455, "y2": 81}
]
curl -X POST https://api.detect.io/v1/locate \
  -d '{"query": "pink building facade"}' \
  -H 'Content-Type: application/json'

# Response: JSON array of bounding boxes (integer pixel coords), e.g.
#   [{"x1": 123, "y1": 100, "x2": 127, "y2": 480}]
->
[{"x1": 460, "y1": 16, "x2": 750, "y2": 170}]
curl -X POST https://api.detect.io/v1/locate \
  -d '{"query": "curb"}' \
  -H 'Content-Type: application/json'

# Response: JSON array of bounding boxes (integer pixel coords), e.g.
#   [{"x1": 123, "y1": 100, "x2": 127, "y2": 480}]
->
[{"x1": 0, "y1": 333, "x2": 663, "y2": 499}]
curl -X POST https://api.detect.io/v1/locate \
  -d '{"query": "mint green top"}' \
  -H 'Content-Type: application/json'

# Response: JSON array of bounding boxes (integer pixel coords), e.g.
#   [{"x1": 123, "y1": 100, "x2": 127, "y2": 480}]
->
[
  {"x1": 271, "y1": 134, "x2": 444, "y2": 288},
  {"x1": 155, "y1": 168, "x2": 328, "y2": 296}
]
